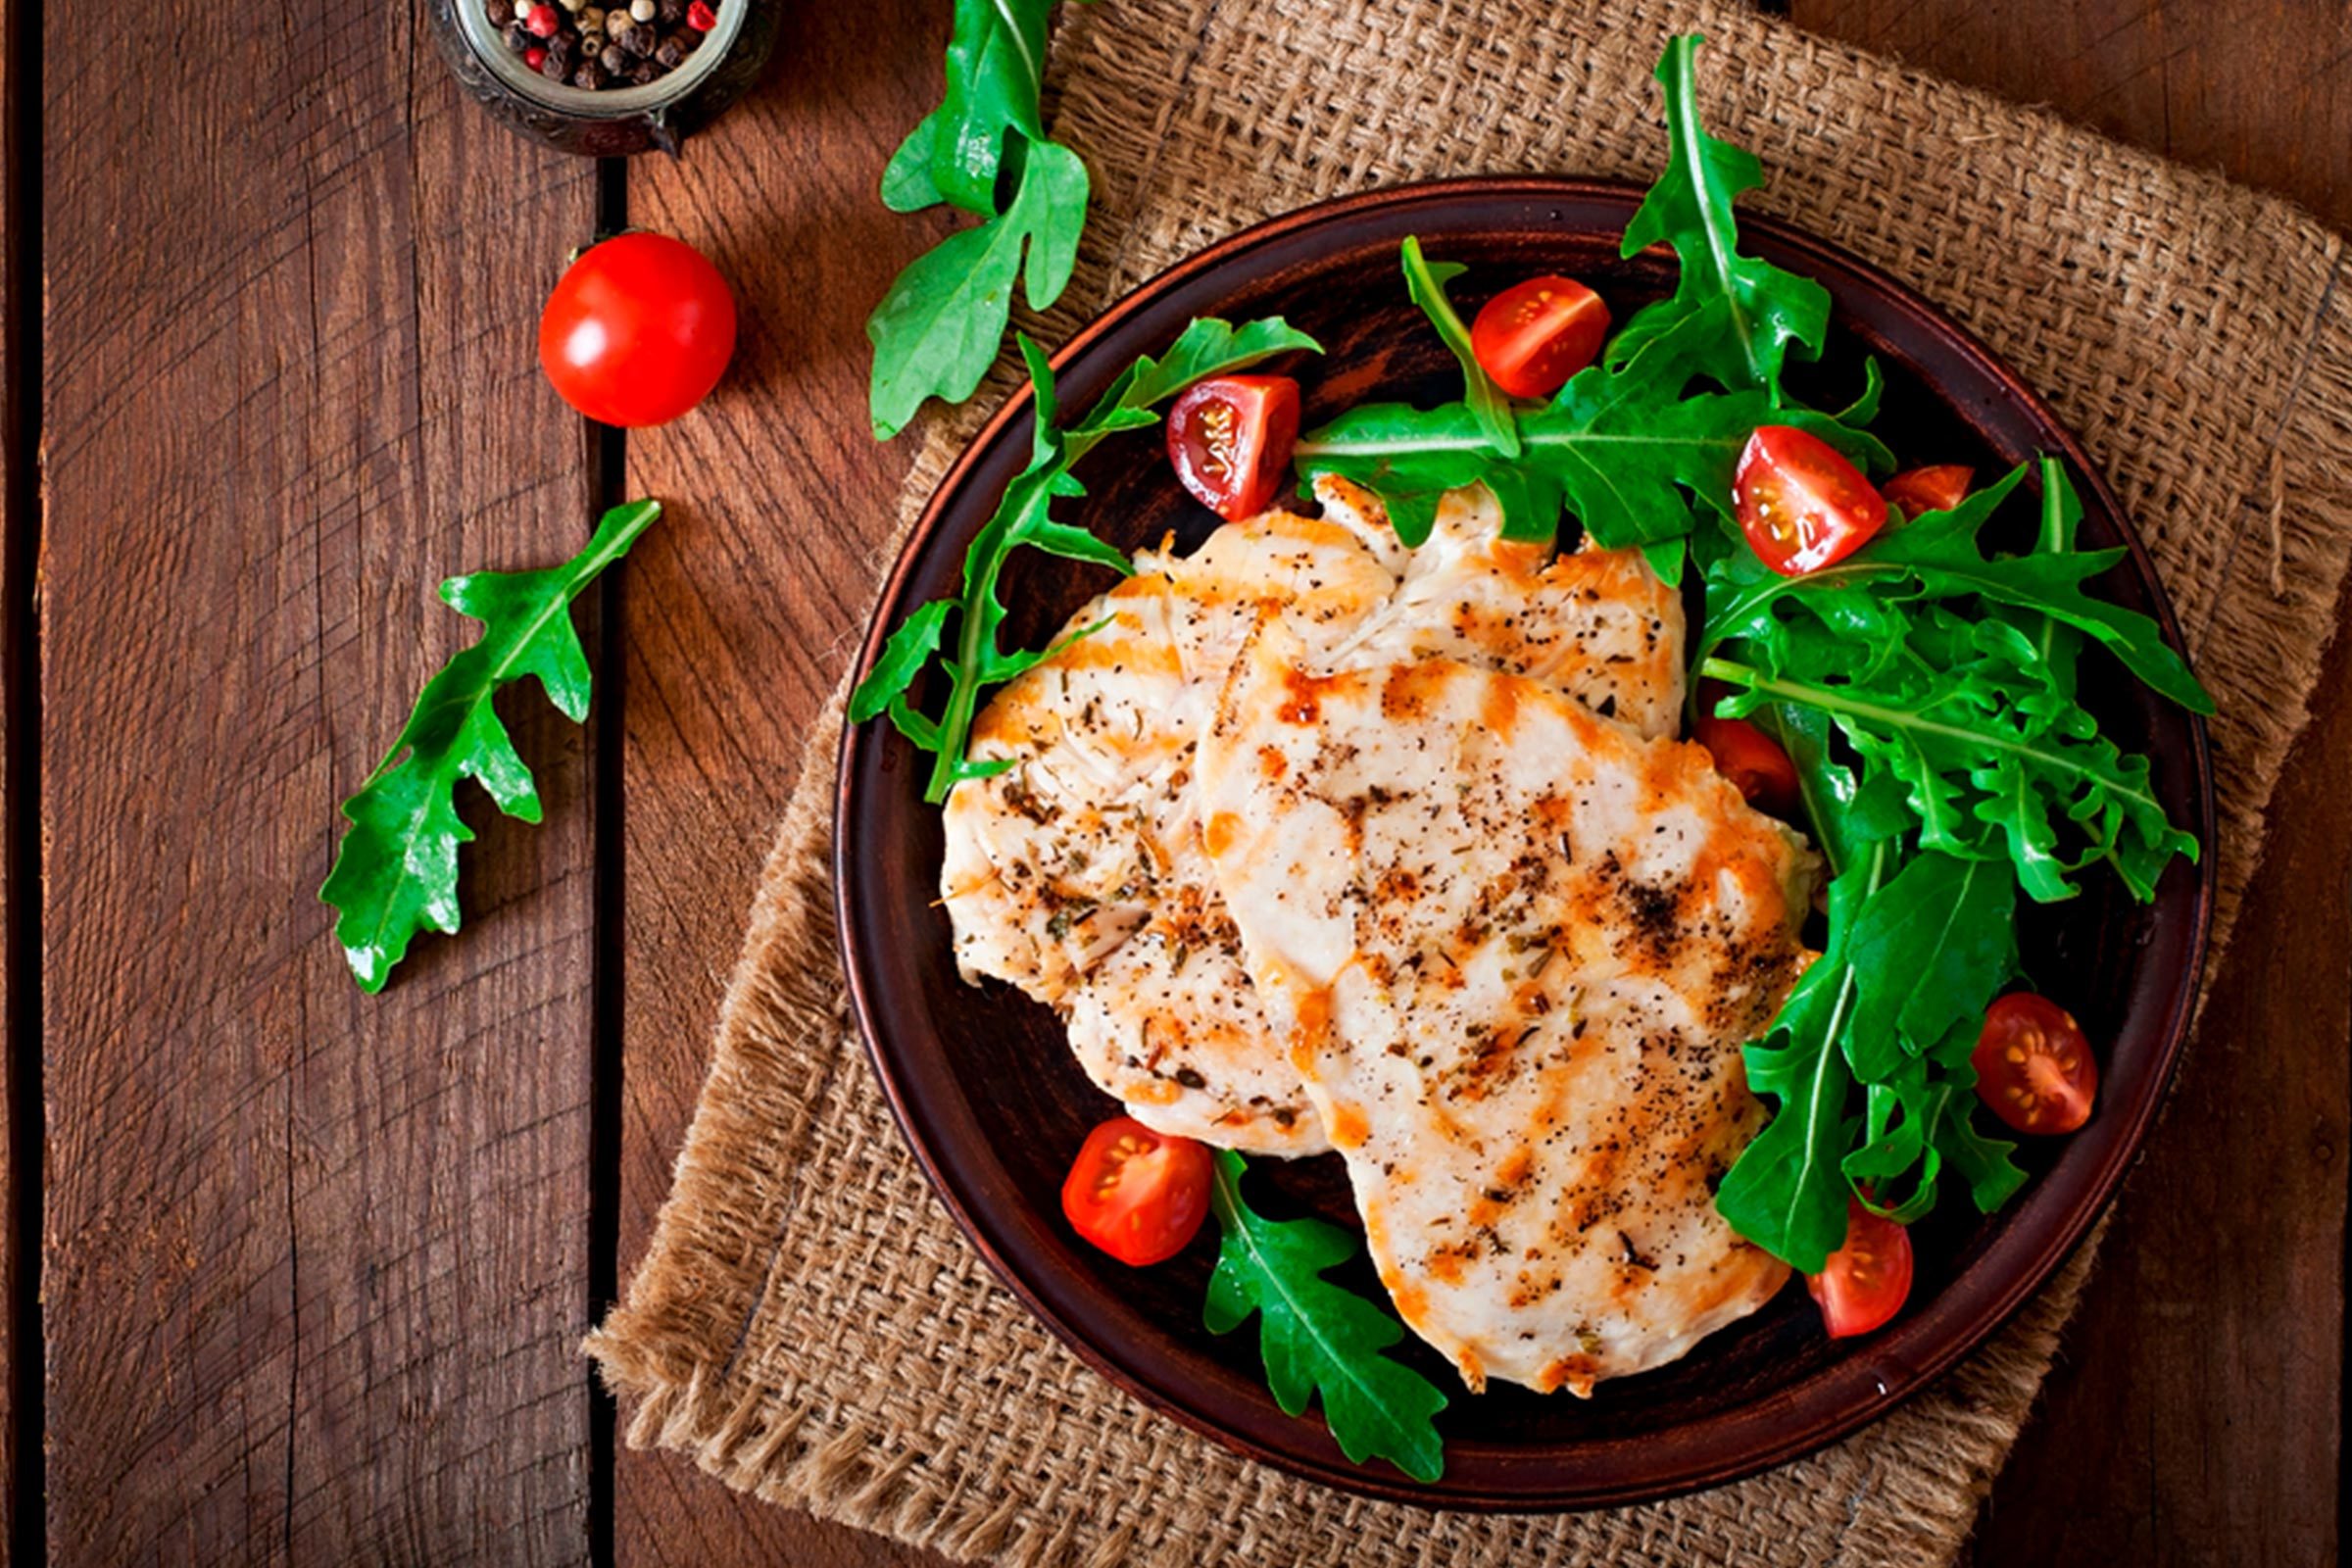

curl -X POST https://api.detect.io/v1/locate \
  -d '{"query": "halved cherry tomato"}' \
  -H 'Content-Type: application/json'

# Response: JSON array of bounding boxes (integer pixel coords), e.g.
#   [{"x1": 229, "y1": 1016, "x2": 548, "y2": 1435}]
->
[
  {"x1": 1469, "y1": 275, "x2": 1611, "y2": 399},
  {"x1": 1733, "y1": 425, "x2": 1891, "y2": 575},
  {"x1": 1060, "y1": 1115, "x2": 1213, "y2": 1266},
  {"x1": 1972, "y1": 993, "x2": 2098, "y2": 1134},
  {"x1": 1166, "y1": 375, "x2": 1300, "y2": 521},
  {"x1": 1807, "y1": 1200, "x2": 1914, "y2": 1338},
  {"x1": 1883, "y1": 465, "x2": 1974, "y2": 518},
  {"x1": 1694, "y1": 712, "x2": 1799, "y2": 818}
]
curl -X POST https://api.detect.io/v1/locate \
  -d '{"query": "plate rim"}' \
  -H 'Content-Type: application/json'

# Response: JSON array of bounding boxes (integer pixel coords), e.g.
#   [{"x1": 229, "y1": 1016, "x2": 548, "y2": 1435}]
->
[{"x1": 832, "y1": 174, "x2": 2219, "y2": 1511}]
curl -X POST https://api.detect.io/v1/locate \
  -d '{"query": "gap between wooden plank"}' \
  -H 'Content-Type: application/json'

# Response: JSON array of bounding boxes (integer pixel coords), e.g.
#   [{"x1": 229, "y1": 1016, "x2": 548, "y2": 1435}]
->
[{"x1": 590, "y1": 152, "x2": 632, "y2": 1568}]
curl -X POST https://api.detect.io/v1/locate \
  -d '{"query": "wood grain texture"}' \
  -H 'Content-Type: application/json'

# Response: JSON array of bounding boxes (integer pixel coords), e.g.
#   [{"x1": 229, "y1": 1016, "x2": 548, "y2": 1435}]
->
[
  {"x1": 1791, "y1": 0, "x2": 2352, "y2": 230},
  {"x1": 1788, "y1": 4, "x2": 2351, "y2": 1564},
  {"x1": 610, "y1": 0, "x2": 954, "y2": 1563},
  {"x1": 39, "y1": 3, "x2": 603, "y2": 1560},
  {"x1": 0, "y1": 0, "x2": 19, "y2": 1547}
]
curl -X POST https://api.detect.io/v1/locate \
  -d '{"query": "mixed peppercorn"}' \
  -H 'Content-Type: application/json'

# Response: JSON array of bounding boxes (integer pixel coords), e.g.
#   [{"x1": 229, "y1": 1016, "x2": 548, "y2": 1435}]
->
[{"x1": 493, "y1": 0, "x2": 718, "y2": 91}]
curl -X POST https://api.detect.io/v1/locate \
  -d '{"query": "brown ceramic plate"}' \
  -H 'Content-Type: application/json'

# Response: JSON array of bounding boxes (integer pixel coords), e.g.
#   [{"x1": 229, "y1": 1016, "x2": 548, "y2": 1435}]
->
[{"x1": 835, "y1": 178, "x2": 2215, "y2": 1510}]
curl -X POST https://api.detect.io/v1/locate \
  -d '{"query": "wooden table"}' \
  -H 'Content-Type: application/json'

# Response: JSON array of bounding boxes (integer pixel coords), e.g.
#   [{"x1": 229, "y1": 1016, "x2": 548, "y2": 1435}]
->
[{"x1": 14, "y1": 1, "x2": 2345, "y2": 1561}]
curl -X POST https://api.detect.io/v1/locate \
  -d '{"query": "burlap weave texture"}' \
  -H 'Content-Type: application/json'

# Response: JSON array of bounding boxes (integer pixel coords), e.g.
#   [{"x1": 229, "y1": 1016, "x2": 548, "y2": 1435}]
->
[{"x1": 588, "y1": 2, "x2": 2352, "y2": 1563}]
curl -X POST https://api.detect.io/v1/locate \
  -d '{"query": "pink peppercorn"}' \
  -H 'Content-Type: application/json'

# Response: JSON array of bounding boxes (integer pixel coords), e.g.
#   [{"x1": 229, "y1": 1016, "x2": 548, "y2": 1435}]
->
[
  {"x1": 686, "y1": 0, "x2": 715, "y2": 28},
  {"x1": 524, "y1": 3, "x2": 561, "y2": 35},
  {"x1": 524, "y1": 44, "x2": 547, "y2": 68}
]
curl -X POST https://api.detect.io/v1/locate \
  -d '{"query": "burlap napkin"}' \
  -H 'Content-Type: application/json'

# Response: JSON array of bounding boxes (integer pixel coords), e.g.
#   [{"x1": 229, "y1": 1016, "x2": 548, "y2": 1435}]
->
[{"x1": 587, "y1": 2, "x2": 2352, "y2": 1562}]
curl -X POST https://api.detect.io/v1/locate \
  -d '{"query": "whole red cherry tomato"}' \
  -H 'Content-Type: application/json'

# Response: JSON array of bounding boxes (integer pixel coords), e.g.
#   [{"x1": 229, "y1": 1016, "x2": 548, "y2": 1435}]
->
[{"x1": 539, "y1": 232, "x2": 737, "y2": 428}]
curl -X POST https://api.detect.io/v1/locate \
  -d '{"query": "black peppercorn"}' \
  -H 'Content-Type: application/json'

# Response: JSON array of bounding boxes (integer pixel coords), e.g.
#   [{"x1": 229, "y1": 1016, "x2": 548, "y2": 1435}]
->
[
  {"x1": 600, "y1": 42, "x2": 627, "y2": 74},
  {"x1": 540, "y1": 46, "x2": 570, "y2": 79},
  {"x1": 572, "y1": 59, "x2": 605, "y2": 88},
  {"x1": 629, "y1": 60, "x2": 659, "y2": 83},
  {"x1": 656, "y1": 0, "x2": 685, "y2": 24},
  {"x1": 653, "y1": 32, "x2": 688, "y2": 67},
  {"x1": 621, "y1": 23, "x2": 654, "y2": 57}
]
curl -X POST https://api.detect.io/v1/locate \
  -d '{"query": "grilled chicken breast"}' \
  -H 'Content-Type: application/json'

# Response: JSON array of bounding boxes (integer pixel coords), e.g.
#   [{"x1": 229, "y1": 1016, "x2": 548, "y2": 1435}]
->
[
  {"x1": 940, "y1": 498, "x2": 1407, "y2": 1153},
  {"x1": 941, "y1": 478, "x2": 1684, "y2": 1154},
  {"x1": 1195, "y1": 625, "x2": 1816, "y2": 1394}
]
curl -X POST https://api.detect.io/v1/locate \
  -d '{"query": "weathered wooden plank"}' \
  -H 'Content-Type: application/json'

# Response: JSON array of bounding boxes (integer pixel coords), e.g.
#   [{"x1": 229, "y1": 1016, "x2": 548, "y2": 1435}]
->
[
  {"x1": 1791, "y1": 5, "x2": 2351, "y2": 1564},
  {"x1": 1792, "y1": 0, "x2": 2352, "y2": 230},
  {"x1": 0, "y1": 0, "x2": 21, "y2": 1547},
  {"x1": 40, "y1": 4, "x2": 604, "y2": 1559},
  {"x1": 609, "y1": 2, "x2": 956, "y2": 1563}
]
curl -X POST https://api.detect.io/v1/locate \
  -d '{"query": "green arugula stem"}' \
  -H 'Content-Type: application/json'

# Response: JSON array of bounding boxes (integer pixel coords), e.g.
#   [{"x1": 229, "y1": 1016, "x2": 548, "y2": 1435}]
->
[
  {"x1": 1699, "y1": 656, "x2": 2170, "y2": 817},
  {"x1": 1780, "y1": 839, "x2": 1886, "y2": 1236},
  {"x1": 1209, "y1": 1168, "x2": 1398, "y2": 1413},
  {"x1": 360, "y1": 504, "x2": 656, "y2": 791}
]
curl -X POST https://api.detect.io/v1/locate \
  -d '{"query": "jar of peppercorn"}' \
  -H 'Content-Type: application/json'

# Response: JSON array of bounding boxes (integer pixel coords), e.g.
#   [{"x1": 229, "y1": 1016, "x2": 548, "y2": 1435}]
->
[{"x1": 427, "y1": 0, "x2": 776, "y2": 155}]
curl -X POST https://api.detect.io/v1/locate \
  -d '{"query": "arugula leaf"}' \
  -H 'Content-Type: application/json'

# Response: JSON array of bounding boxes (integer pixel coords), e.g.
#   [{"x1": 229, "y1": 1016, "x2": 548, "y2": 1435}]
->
[
  {"x1": 1400, "y1": 236, "x2": 1520, "y2": 458},
  {"x1": 919, "y1": 0, "x2": 1057, "y2": 215},
  {"x1": 1933, "y1": 1075, "x2": 2033, "y2": 1213},
  {"x1": 1740, "y1": 698, "x2": 1909, "y2": 877},
  {"x1": 1292, "y1": 401, "x2": 1495, "y2": 546},
  {"x1": 869, "y1": 136, "x2": 1092, "y2": 441},
  {"x1": 1842, "y1": 850, "x2": 2017, "y2": 1079},
  {"x1": 1714, "y1": 827, "x2": 2029, "y2": 1263},
  {"x1": 1839, "y1": 1048, "x2": 2025, "y2": 1224},
  {"x1": 851, "y1": 318, "x2": 1321, "y2": 801},
  {"x1": 1866, "y1": 465, "x2": 2211, "y2": 714},
  {"x1": 1707, "y1": 608, "x2": 2200, "y2": 904},
  {"x1": 1608, "y1": 33, "x2": 1831, "y2": 393},
  {"x1": 867, "y1": 0, "x2": 1094, "y2": 439},
  {"x1": 1294, "y1": 343, "x2": 1886, "y2": 552},
  {"x1": 1715, "y1": 843, "x2": 1887, "y2": 1272},
  {"x1": 320, "y1": 499, "x2": 661, "y2": 993},
  {"x1": 1076, "y1": 315, "x2": 1323, "y2": 431},
  {"x1": 1204, "y1": 1152, "x2": 1448, "y2": 1483},
  {"x1": 2026, "y1": 455, "x2": 2086, "y2": 689}
]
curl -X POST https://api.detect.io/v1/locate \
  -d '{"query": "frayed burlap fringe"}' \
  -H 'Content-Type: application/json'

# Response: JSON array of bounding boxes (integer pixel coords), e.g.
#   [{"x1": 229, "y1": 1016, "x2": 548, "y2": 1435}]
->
[{"x1": 588, "y1": 1, "x2": 2352, "y2": 1563}]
